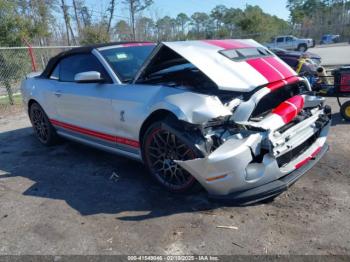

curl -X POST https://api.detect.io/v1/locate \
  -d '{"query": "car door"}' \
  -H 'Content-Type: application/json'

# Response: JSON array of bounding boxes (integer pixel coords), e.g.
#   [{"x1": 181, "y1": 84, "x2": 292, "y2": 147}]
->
[
  {"x1": 51, "y1": 53, "x2": 118, "y2": 139},
  {"x1": 285, "y1": 36, "x2": 294, "y2": 49},
  {"x1": 276, "y1": 37, "x2": 285, "y2": 48}
]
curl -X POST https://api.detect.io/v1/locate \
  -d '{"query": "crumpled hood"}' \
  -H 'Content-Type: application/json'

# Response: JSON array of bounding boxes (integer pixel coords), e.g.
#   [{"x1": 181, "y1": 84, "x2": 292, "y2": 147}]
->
[{"x1": 162, "y1": 39, "x2": 298, "y2": 92}]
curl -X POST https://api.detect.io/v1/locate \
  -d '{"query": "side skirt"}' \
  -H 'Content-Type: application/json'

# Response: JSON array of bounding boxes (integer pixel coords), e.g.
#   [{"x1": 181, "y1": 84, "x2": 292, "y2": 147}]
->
[
  {"x1": 57, "y1": 130, "x2": 142, "y2": 161},
  {"x1": 49, "y1": 119, "x2": 142, "y2": 161}
]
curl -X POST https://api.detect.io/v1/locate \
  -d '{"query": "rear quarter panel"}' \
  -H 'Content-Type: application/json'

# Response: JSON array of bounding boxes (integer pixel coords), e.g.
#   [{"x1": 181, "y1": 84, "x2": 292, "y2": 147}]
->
[{"x1": 21, "y1": 77, "x2": 57, "y2": 119}]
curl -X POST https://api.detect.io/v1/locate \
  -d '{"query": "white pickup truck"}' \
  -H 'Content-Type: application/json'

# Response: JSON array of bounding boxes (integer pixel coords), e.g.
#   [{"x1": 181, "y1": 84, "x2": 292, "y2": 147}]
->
[{"x1": 266, "y1": 35, "x2": 315, "y2": 52}]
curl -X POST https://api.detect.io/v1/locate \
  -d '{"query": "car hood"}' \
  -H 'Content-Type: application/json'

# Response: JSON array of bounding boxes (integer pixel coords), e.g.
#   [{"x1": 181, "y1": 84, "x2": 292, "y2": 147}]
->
[{"x1": 136, "y1": 39, "x2": 298, "y2": 92}]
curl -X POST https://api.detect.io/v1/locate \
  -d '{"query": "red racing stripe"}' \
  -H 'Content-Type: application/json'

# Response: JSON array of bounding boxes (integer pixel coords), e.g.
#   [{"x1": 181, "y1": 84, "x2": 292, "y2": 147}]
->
[
  {"x1": 272, "y1": 102, "x2": 297, "y2": 123},
  {"x1": 295, "y1": 146, "x2": 322, "y2": 169},
  {"x1": 264, "y1": 57, "x2": 296, "y2": 78},
  {"x1": 295, "y1": 158, "x2": 310, "y2": 169},
  {"x1": 285, "y1": 76, "x2": 300, "y2": 85},
  {"x1": 203, "y1": 39, "x2": 252, "y2": 49},
  {"x1": 246, "y1": 58, "x2": 283, "y2": 83},
  {"x1": 267, "y1": 80, "x2": 286, "y2": 92},
  {"x1": 288, "y1": 95, "x2": 305, "y2": 112},
  {"x1": 267, "y1": 76, "x2": 300, "y2": 92},
  {"x1": 311, "y1": 146, "x2": 322, "y2": 158},
  {"x1": 50, "y1": 119, "x2": 140, "y2": 148},
  {"x1": 272, "y1": 95, "x2": 304, "y2": 124}
]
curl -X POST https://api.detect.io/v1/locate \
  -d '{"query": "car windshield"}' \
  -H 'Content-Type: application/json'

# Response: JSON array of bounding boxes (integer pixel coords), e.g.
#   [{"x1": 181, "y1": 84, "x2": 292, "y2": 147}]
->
[{"x1": 99, "y1": 44, "x2": 156, "y2": 83}]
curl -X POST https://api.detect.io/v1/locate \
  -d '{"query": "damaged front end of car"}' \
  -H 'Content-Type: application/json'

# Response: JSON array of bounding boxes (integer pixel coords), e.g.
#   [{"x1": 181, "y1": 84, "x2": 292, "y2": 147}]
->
[
  {"x1": 174, "y1": 78, "x2": 331, "y2": 202},
  {"x1": 135, "y1": 40, "x2": 331, "y2": 202}
]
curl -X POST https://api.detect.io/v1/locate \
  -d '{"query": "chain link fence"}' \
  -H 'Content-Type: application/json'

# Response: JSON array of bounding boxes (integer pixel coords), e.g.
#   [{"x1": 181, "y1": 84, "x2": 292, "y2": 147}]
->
[{"x1": 0, "y1": 46, "x2": 76, "y2": 113}]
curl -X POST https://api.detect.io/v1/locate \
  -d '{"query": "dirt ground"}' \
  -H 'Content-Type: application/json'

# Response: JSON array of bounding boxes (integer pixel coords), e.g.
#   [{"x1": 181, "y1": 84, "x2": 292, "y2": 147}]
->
[{"x1": 0, "y1": 98, "x2": 349, "y2": 255}]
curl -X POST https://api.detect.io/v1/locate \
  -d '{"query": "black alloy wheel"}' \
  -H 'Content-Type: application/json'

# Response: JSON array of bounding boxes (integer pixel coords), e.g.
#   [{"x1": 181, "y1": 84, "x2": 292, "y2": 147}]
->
[
  {"x1": 29, "y1": 103, "x2": 58, "y2": 145},
  {"x1": 142, "y1": 122, "x2": 200, "y2": 193}
]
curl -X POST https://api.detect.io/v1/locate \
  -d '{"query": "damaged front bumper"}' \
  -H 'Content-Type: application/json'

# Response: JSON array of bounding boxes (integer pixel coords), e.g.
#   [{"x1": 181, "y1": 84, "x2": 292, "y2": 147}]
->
[
  {"x1": 176, "y1": 108, "x2": 331, "y2": 203},
  {"x1": 208, "y1": 143, "x2": 329, "y2": 204}
]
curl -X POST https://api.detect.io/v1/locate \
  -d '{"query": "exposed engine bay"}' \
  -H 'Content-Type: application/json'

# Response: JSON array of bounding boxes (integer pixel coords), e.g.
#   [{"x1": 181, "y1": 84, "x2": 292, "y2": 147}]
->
[{"x1": 170, "y1": 80, "x2": 331, "y2": 197}]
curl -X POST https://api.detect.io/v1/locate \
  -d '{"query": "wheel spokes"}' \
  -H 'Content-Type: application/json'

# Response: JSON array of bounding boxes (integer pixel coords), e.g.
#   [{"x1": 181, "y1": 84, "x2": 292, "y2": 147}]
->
[
  {"x1": 31, "y1": 108, "x2": 49, "y2": 142},
  {"x1": 146, "y1": 128, "x2": 195, "y2": 189}
]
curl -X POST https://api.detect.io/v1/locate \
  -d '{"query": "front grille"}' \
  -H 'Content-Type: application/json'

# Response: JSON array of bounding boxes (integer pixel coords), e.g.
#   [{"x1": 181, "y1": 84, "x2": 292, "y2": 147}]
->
[{"x1": 276, "y1": 132, "x2": 319, "y2": 167}]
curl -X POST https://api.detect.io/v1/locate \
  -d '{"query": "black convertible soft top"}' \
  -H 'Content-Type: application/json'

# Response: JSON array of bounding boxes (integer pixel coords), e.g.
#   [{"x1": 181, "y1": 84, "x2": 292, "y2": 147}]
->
[{"x1": 40, "y1": 41, "x2": 153, "y2": 78}]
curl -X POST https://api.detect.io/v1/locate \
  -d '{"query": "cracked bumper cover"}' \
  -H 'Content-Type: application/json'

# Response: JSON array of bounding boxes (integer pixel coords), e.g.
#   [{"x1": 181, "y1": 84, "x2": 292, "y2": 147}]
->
[
  {"x1": 209, "y1": 143, "x2": 329, "y2": 203},
  {"x1": 175, "y1": 118, "x2": 330, "y2": 202}
]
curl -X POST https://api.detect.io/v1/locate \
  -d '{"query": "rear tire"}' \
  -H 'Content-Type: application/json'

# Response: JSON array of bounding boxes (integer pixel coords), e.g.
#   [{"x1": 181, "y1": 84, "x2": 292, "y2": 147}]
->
[
  {"x1": 29, "y1": 103, "x2": 59, "y2": 146},
  {"x1": 340, "y1": 101, "x2": 350, "y2": 121},
  {"x1": 142, "y1": 120, "x2": 201, "y2": 193},
  {"x1": 297, "y1": 44, "x2": 307, "y2": 52}
]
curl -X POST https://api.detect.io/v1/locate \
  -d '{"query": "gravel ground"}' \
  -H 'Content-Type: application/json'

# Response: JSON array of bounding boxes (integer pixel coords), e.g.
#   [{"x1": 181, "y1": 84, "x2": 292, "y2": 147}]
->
[{"x1": 0, "y1": 98, "x2": 349, "y2": 255}]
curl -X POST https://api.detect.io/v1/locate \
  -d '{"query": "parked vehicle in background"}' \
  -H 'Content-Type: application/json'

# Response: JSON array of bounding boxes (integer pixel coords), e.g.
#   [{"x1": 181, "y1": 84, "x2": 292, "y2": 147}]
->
[
  {"x1": 269, "y1": 47, "x2": 322, "y2": 88},
  {"x1": 269, "y1": 48, "x2": 321, "y2": 68},
  {"x1": 320, "y1": 34, "x2": 340, "y2": 45},
  {"x1": 21, "y1": 40, "x2": 331, "y2": 203},
  {"x1": 266, "y1": 35, "x2": 315, "y2": 52}
]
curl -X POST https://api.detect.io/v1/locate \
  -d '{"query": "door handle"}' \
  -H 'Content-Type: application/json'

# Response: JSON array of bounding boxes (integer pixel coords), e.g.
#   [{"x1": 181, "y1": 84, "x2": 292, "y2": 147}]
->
[{"x1": 54, "y1": 90, "x2": 62, "y2": 97}]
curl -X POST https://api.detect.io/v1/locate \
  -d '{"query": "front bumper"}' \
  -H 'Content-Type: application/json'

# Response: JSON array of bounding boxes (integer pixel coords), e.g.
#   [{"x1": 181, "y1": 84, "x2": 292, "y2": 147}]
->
[
  {"x1": 209, "y1": 143, "x2": 328, "y2": 204},
  {"x1": 176, "y1": 114, "x2": 330, "y2": 202}
]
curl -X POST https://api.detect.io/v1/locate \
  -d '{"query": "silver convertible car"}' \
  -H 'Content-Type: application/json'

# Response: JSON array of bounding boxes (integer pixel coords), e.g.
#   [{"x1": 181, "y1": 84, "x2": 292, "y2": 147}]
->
[{"x1": 21, "y1": 40, "x2": 331, "y2": 203}]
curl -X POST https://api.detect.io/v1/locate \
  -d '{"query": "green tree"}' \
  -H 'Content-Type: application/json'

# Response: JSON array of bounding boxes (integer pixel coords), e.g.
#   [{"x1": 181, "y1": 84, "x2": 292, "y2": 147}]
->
[
  {"x1": 210, "y1": 5, "x2": 228, "y2": 31},
  {"x1": 0, "y1": 0, "x2": 31, "y2": 104},
  {"x1": 176, "y1": 13, "x2": 190, "y2": 37},
  {"x1": 115, "y1": 20, "x2": 132, "y2": 41},
  {"x1": 156, "y1": 16, "x2": 174, "y2": 41},
  {"x1": 107, "y1": 0, "x2": 116, "y2": 34},
  {"x1": 122, "y1": 0, "x2": 154, "y2": 40},
  {"x1": 236, "y1": 5, "x2": 290, "y2": 42},
  {"x1": 190, "y1": 12, "x2": 210, "y2": 38},
  {"x1": 136, "y1": 17, "x2": 155, "y2": 40},
  {"x1": 80, "y1": 24, "x2": 110, "y2": 45},
  {"x1": 223, "y1": 8, "x2": 244, "y2": 37}
]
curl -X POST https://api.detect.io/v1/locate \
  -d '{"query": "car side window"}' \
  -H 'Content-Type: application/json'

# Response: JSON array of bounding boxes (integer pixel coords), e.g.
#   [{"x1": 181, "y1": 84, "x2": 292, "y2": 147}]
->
[
  {"x1": 286, "y1": 37, "x2": 293, "y2": 42},
  {"x1": 59, "y1": 53, "x2": 111, "y2": 82},
  {"x1": 50, "y1": 64, "x2": 60, "y2": 80},
  {"x1": 276, "y1": 37, "x2": 284, "y2": 43}
]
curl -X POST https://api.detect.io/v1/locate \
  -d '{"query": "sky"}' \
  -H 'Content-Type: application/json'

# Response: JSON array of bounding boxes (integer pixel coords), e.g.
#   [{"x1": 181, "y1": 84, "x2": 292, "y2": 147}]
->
[{"x1": 84, "y1": 0, "x2": 290, "y2": 22}]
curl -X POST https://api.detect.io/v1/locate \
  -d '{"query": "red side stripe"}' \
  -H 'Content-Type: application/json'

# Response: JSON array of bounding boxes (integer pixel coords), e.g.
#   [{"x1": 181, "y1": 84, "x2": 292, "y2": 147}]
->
[
  {"x1": 246, "y1": 58, "x2": 283, "y2": 83},
  {"x1": 203, "y1": 39, "x2": 252, "y2": 49},
  {"x1": 264, "y1": 57, "x2": 296, "y2": 78},
  {"x1": 272, "y1": 95, "x2": 304, "y2": 124},
  {"x1": 295, "y1": 146, "x2": 322, "y2": 169},
  {"x1": 50, "y1": 119, "x2": 140, "y2": 148}
]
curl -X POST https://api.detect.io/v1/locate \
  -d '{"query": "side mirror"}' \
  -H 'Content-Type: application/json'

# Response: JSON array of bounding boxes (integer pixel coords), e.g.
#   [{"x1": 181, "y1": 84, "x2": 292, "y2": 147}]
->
[{"x1": 74, "y1": 71, "x2": 104, "y2": 83}]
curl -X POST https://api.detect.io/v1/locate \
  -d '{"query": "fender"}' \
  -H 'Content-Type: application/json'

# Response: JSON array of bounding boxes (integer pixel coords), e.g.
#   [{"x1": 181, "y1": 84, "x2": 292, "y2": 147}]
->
[{"x1": 149, "y1": 91, "x2": 232, "y2": 125}]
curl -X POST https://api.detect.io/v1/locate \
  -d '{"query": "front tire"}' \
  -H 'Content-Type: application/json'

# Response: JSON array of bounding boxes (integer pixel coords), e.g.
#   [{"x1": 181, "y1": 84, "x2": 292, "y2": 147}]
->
[
  {"x1": 29, "y1": 103, "x2": 58, "y2": 146},
  {"x1": 142, "y1": 121, "x2": 200, "y2": 193}
]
